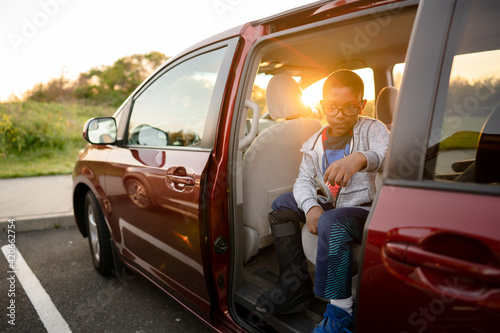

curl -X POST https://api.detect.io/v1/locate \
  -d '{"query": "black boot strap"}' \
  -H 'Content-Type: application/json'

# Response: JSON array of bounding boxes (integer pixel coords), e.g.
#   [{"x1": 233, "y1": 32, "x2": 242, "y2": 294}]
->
[{"x1": 271, "y1": 220, "x2": 301, "y2": 238}]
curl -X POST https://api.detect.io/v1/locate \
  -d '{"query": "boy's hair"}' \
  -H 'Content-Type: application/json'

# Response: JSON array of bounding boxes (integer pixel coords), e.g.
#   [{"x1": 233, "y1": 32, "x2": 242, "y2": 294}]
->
[{"x1": 323, "y1": 69, "x2": 364, "y2": 100}]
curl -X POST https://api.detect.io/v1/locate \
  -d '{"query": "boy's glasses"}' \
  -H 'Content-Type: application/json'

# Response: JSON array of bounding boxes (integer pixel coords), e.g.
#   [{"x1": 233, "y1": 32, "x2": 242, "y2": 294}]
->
[{"x1": 320, "y1": 100, "x2": 365, "y2": 117}]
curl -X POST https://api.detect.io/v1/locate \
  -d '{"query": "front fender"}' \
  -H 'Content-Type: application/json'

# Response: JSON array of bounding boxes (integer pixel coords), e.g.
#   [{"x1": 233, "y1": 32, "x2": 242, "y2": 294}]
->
[{"x1": 72, "y1": 146, "x2": 111, "y2": 237}]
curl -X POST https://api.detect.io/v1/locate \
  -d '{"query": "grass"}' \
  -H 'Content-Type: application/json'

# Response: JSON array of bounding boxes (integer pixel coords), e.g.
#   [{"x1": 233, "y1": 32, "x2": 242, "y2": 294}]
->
[
  {"x1": 0, "y1": 101, "x2": 114, "y2": 178},
  {"x1": 439, "y1": 130, "x2": 480, "y2": 151},
  {"x1": 0, "y1": 144, "x2": 83, "y2": 178}
]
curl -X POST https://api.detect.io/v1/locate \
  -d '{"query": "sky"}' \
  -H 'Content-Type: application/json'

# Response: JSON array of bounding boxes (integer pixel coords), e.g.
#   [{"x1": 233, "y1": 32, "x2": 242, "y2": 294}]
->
[{"x1": 0, "y1": 0, "x2": 316, "y2": 101}]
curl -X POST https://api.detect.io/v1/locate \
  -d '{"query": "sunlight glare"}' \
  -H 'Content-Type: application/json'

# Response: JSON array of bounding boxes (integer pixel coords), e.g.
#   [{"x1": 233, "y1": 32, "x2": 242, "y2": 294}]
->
[
  {"x1": 302, "y1": 68, "x2": 375, "y2": 107},
  {"x1": 173, "y1": 231, "x2": 194, "y2": 250},
  {"x1": 302, "y1": 78, "x2": 326, "y2": 106}
]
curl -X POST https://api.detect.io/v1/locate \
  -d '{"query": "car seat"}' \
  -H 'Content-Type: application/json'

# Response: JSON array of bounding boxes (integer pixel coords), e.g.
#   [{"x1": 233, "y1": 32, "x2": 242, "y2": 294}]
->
[
  {"x1": 242, "y1": 75, "x2": 322, "y2": 263},
  {"x1": 375, "y1": 86, "x2": 398, "y2": 130}
]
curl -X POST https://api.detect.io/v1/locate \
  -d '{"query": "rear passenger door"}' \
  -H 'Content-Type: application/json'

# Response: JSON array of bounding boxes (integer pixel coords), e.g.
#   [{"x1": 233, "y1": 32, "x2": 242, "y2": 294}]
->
[{"x1": 357, "y1": 1, "x2": 500, "y2": 332}]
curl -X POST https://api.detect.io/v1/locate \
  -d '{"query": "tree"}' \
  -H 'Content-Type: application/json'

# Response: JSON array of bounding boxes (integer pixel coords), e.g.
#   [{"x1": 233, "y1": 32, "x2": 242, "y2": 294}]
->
[
  {"x1": 25, "y1": 51, "x2": 169, "y2": 107},
  {"x1": 25, "y1": 75, "x2": 73, "y2": 103},
  {"x1": 74, "y1": 51, "x2": 169, "y2": 106}
]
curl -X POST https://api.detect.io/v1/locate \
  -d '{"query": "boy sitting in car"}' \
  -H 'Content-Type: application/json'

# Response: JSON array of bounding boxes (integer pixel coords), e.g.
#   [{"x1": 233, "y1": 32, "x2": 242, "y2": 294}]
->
[{"x1": 255, "y1": 69, "x2": 390, "y2": 332}]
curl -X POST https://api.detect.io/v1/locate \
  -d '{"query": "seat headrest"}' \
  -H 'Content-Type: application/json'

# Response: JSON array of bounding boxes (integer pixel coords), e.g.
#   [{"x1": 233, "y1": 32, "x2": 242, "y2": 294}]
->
[
  {"x1": 475, "y1": 101, "x2": 500, "y2": 183},
  {"x1": 375, "y1": 86, "x2": 398, "y2": 129},
  {"x1": 266, "y1": 75, "x2": 311, "y2": 119}
]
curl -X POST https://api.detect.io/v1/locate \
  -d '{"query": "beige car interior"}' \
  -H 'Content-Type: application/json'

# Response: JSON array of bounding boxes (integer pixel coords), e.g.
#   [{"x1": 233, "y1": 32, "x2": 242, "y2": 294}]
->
[{"x1": 242, "y1": 74, "x2": 322, "y2": 263}]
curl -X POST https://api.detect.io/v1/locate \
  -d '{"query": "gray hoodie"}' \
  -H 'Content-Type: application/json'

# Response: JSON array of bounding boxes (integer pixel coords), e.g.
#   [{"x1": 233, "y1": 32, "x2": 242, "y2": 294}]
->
[{"x1": 293, "y1": 116, "x2": 390, "y2": 214}]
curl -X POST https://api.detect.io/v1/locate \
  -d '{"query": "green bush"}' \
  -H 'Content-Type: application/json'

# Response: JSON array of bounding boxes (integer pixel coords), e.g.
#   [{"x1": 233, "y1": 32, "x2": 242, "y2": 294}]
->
[
  {"x1": 0, "y1": 102, "x2": 114, "y2": 178},
  {"x1": 0, "y1": 101, "x2": 114, "y2": 157}
]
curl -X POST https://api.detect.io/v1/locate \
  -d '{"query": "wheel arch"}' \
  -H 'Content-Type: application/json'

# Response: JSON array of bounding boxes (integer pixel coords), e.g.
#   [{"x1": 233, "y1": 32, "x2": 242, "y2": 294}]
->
[{"x1": 73, "y1": 182, "x2": 91, "y2": 237}]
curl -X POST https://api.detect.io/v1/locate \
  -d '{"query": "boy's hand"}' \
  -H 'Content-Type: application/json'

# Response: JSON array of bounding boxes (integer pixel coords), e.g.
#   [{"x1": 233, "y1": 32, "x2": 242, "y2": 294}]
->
[
  {"x1": 323, "y1": 152, "x2": 367, "y2": 187},
  {"x1": 306, "y1": 206, "x2": 324, "y2": 235}
]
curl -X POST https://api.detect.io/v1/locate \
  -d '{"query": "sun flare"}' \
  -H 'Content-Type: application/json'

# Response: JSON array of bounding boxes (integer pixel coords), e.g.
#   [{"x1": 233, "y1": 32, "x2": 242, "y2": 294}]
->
[{"x1": 302, "y1": 68, "x2": 376, "y2": 108}]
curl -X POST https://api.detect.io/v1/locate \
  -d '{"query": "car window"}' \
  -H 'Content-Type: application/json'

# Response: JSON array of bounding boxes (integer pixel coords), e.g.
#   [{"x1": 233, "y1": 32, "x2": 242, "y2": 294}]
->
[
  {"x1": 425, "y1": 0, "x2": 500, "y2": 186},
  {"x1": 127, "y1": 47, "x2": 227, "y2": 147},
  {"x1": 248, "y1": 67, "x2": 376, "y2": 127}
]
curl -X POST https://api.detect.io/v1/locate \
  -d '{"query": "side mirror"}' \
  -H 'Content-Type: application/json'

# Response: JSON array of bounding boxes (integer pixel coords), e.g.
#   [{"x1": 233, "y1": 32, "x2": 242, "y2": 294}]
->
[{"x1": 83, "y1": 117, "x2": 117, "y2": 145}]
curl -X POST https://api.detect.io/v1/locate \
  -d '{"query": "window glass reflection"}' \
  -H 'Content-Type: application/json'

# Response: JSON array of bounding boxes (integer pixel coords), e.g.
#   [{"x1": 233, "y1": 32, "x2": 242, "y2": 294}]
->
[{"x1": 127, "y1": 47, "x2": 227, "y2": 147}]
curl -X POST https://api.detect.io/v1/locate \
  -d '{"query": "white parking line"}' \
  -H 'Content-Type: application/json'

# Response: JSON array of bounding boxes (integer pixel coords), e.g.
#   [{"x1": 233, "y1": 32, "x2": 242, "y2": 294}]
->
[{"x1": 2, "y1": 245, "x2": 72, "y2": 333}]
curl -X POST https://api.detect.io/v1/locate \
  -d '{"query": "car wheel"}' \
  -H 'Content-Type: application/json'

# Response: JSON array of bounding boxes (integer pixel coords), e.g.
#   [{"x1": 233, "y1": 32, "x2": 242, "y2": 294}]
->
[{"x1": 85, "y1": 191, "x2": 113, "y2": 275}]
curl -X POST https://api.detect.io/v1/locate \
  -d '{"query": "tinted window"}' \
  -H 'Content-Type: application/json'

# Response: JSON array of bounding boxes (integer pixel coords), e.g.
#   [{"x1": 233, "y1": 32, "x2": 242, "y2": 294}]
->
[
  {"x1": 425, "y1": 0, "x2": 500, "y2": 186},
  {"x1": 127, "y1": 47, "x2": 227, "y2": 147}
]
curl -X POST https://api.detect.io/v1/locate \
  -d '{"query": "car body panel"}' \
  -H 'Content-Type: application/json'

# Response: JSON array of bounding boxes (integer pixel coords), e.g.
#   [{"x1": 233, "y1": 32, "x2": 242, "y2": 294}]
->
[
  {"x1": 73, "y1": 145, "x2": 112, "y2": 236},
  {"x1": 357, "y1": 185, "x2": 500, "y2": 332},
  {"x1": 104, "y1": 145, "x2": 213, "y2": 319}
]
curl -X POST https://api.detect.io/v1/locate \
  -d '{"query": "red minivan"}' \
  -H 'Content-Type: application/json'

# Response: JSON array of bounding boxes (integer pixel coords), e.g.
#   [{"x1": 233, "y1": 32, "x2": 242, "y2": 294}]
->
[{"x1": 73, "y1": 0, "x2": 500, "y2": 331}]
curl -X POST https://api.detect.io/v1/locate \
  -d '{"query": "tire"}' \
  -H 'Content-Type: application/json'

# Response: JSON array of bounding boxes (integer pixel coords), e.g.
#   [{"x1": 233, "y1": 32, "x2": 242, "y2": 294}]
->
[{"x1": 84, "y1": 191, "x2": 114, "y2": 275}]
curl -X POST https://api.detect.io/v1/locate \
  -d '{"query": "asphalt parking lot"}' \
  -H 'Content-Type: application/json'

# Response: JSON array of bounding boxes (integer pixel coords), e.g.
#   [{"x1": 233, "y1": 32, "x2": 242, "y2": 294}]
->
[{"x1": 0, "y1": 226, "x2": 213, "y2": 333}]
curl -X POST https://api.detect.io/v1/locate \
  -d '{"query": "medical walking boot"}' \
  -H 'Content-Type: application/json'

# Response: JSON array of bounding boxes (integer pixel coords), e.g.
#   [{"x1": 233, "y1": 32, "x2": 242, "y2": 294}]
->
[{"x1": 255, "y1": 210, "x2": 313, "y2": 315}]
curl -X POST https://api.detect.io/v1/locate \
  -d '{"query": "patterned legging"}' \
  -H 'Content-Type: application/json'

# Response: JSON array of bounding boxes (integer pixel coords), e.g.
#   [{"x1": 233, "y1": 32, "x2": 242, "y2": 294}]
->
[
  {"x1": 313, "y1": 208, "x2": 368, "y2": 299},
  {"x1": 272, "y1": 193, "x2": 368, "y2": 300}
]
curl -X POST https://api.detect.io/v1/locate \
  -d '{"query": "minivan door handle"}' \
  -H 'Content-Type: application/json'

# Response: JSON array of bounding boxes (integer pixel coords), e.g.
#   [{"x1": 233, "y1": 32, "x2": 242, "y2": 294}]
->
[
  {"x1": 166, "y1": 166, "x2": 195, "y2": 192},
  {"x1": 384, "y1": 242, "x2": 500, "y2": 285},
  {"x1": 167, "y1": 174, "x2": 195, "y2": 186},
  {"x1": 383, "y1": 241, "x2": 500, "y2": 309}
]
